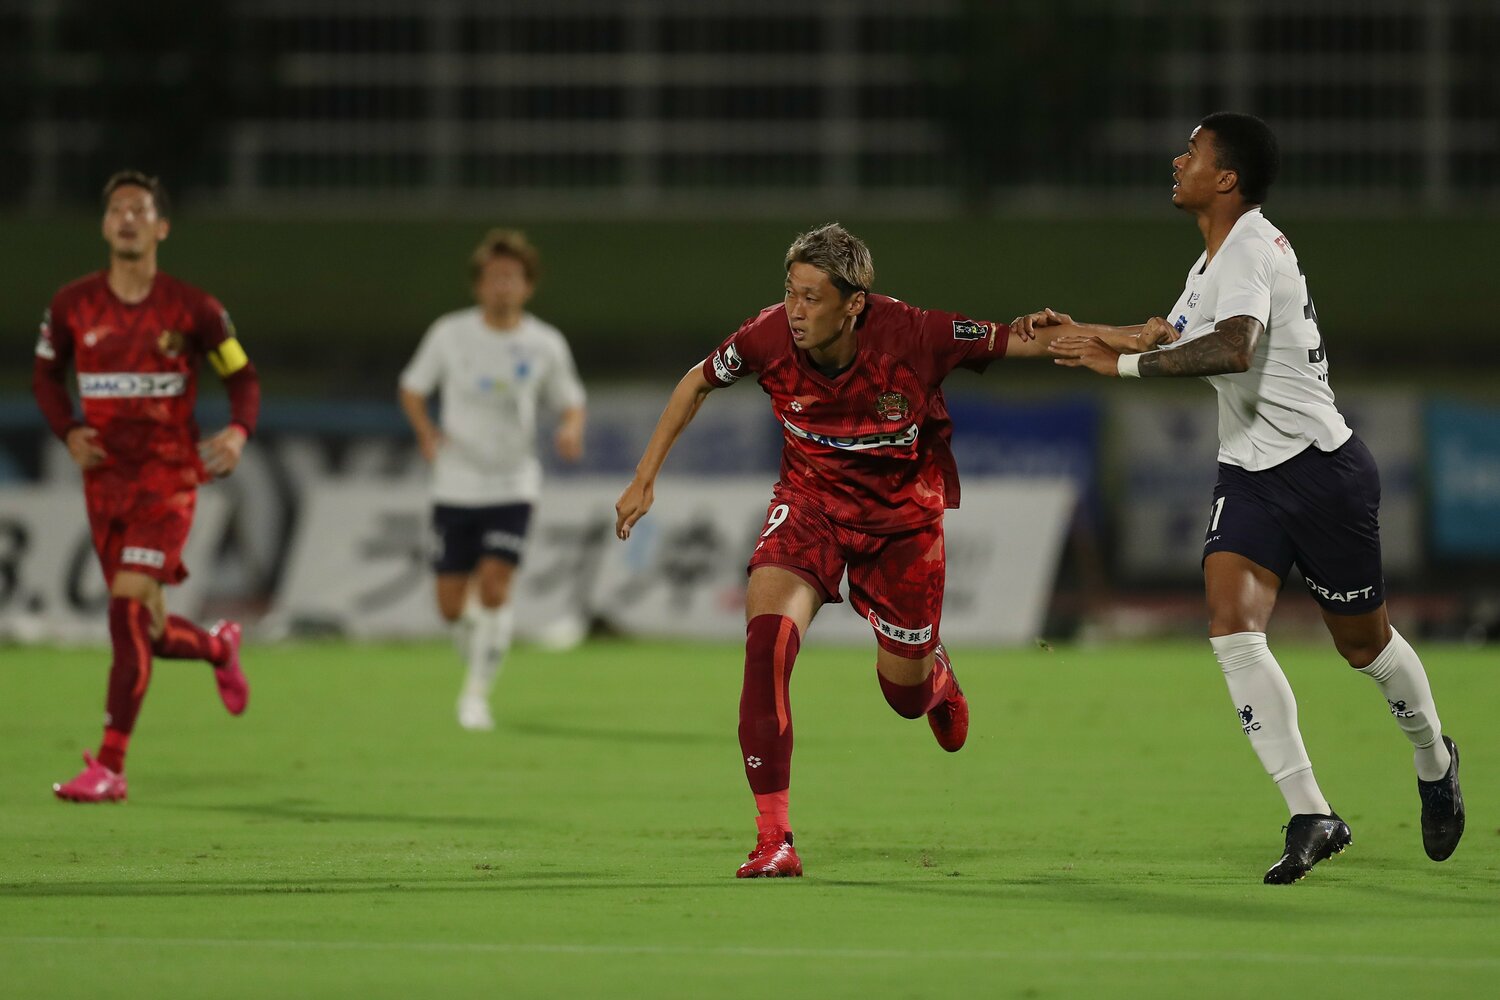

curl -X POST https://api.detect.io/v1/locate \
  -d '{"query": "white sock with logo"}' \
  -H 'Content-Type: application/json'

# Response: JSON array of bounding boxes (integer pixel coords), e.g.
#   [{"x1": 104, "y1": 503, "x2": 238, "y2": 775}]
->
[
  {"x1": 1355, "y1": 627, "x2": 1451, "y2": 782},
  {"x1": 1211, "y1": 632, "x2": 1332, "y2": 817},
  {"x1": 463, "y1": 604, "x2": 515, "y2": 701}
]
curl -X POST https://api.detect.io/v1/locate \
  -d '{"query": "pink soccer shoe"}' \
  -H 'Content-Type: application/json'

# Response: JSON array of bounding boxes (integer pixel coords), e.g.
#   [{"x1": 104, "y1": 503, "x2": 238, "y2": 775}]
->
[
  {"x1": 53, "y1": 752, "x2": 127, "y2": 803},
  {"x1": 209, "y1": 619, "x2": 249, "y2": 715}
]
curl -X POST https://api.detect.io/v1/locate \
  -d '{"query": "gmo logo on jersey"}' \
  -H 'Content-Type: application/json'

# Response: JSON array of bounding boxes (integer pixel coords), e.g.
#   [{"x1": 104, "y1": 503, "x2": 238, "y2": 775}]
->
[
  {"x1": 782, "y1": 418, "x2": 918, "y2": 451},
  {"x1": 78, "y1": 372, "x2": 188, "y2": 398}
]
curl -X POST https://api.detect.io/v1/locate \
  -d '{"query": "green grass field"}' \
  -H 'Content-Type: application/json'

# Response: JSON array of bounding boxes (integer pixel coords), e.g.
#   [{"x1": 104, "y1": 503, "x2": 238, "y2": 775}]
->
[{"x1": 1, "y1": 638, "x2": 1494, "y2": 999}]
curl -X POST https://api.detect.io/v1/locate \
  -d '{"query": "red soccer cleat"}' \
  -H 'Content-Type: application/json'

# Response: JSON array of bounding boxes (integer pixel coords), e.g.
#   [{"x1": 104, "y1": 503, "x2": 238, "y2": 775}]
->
[
  {"x1": 736, "y1": 820, "x2": 803, "y2": 878},
  {"x1": 53, "y1": 752, "x2": 127, "y2": 803},
  {"x1": 927, "y1": 661, "x2": 969, "y2": 752},
  {"x1": 209, "y1": 620, "x2": 249, "y2": 716}
]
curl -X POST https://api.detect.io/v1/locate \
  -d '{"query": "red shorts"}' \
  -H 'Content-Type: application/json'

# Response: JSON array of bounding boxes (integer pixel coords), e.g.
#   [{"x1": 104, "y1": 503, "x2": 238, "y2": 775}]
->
[
  {"x1": 748, "y1": 498, "x2": 945, "y2": 657},
  {"x1": 83, "y1": 464, "x2": 200, "y2": 585}
]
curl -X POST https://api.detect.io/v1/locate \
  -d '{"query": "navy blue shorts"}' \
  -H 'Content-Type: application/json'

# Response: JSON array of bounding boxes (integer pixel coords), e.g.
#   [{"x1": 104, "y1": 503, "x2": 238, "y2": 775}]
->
[
  {"x1": 431, "y1": 503, "x2": 533, "y2": 574},
  {"x1": 1203, "y1": 435, "x2": 1385, "y2": 615}
]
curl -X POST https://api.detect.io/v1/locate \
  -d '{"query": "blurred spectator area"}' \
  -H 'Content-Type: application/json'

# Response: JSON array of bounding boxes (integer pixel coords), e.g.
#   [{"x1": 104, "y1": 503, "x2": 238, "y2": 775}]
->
[{"x1": 3, "y1": 0, "x2": 1497, "y2": 216}]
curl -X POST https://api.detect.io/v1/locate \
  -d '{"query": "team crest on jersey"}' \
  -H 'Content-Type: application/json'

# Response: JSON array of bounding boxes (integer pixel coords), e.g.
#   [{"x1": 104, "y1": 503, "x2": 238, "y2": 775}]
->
[
  {"x1": 1187, "y1": 292, "x2": 1200, "y2": 310},
  {"x1": 874, "y1": 390, "x2": 909, "y2": 422},
  {"x1": 157, "y1": 330, "x2": 186, "y2": 358},
  {"x1": 952, "y1": 320, "x2": 987, "y2": 341}
]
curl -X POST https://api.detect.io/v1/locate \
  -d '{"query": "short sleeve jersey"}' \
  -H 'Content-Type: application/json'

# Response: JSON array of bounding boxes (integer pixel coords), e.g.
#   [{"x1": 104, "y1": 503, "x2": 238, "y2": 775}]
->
[
  {"x1": 35, "y1": 271, "x2": 237, "y2": 471},
  {"x1": 399, "y1": 308, "x2": 586, "y2": 506},
  {"x1": 1160, "y1": 208, "x2": 1352, "y2": 471},
  {"x1": 700, "y1": 294, "x2": 1008, "y2": 534}
]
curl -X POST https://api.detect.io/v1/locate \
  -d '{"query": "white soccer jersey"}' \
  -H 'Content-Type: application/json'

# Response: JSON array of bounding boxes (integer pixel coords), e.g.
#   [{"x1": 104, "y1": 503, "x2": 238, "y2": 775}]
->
[
  {"x1": 1159, "y1": 207, "x2": 1352, "y2": 471},
  {"x1": 399, "y1": 308, "x2": 586, "y2": 505}
]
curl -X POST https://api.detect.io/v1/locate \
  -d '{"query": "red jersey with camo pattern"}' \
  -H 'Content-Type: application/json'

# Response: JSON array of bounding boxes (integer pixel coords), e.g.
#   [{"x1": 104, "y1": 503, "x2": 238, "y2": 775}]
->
[
  {"x1": 700, "y1": 294, "x2": 1008, "y2": 534},
  {"x1": 34, "y1": 271, "x2": 238, "y2": 475}
]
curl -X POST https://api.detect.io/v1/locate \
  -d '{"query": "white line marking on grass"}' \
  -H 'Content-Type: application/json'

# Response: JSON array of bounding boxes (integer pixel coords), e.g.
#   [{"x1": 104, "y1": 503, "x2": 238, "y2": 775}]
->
[{"x1": 2, "y1": 936, "x2": 1498, "y2": 968}]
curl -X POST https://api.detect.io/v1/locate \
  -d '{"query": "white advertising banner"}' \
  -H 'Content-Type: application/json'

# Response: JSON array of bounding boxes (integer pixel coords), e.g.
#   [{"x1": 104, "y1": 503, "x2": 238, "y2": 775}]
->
[
  {"x1": 0, "y1": 485, "x2": 230, "y2": 643},
  {"x1": 272, "y1": 476, "x2": 1076, "y2": 647}
]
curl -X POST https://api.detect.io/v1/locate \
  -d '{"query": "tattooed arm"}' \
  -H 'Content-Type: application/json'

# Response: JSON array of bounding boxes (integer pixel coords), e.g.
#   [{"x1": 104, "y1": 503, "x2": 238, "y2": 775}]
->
[
  {"x1": 1137, "y1": 316, "x2": 1263, "y2": 377},
  {"x1": 1049, "y1": 315, "x2": 1263, "y2": 378}
]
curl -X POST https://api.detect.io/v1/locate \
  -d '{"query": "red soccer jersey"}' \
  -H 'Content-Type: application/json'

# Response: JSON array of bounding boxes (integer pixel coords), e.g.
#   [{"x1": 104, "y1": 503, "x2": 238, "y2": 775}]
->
[
  {"x1": 700, "y1": 294, "x2": 1008, "y2": 534},
  {"x1": 34, "y1": 271, "x2": 237, "y2": 472}
]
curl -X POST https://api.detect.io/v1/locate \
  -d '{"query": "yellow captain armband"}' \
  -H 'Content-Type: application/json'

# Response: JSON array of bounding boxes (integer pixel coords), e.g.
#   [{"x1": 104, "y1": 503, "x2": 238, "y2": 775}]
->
[{"x1": 208, "y1": 337, "x2": 250, "y2": 378}]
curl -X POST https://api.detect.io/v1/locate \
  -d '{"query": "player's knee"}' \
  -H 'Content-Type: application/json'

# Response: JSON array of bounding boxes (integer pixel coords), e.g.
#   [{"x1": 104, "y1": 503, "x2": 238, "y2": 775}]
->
[
  {"x1": 476, "y1": 578, "x2": 511, "y2": 608},
  {"x1": 1335, "y1": 638, "x2": 1383, "y2": 670},
  {"x1": 434, "y1": 587, "x2": 467, "y2": 622}
]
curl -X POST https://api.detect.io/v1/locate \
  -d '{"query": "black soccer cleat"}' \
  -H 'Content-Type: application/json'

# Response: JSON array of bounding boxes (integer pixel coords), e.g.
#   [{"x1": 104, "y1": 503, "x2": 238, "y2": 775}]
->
[
  {"x1": 1418, "y1": 735, "x2": 1465, "y2": 862},
  {"x1": 1263, "y1": 811, "x2": 1352, "y2": 885}
]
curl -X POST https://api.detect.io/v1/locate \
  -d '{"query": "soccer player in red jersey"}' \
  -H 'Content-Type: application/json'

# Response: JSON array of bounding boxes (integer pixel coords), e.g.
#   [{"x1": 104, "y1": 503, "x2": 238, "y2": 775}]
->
[
  {"x1": 32, "y1": 170, "x2": 261, "y2": 803},
  {"x1": 615, "y1": 223, "x2": 1137, "y2": 877}
]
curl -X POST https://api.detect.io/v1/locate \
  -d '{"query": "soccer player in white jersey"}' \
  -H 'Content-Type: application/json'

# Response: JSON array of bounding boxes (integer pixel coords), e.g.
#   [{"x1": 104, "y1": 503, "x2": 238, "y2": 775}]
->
[
  {"x1": 399, "y1": 229, "x2": 587, "y2": 730},
  {"x1": 1043, "y1": 112, "x2": 1464, "y2": 883}
]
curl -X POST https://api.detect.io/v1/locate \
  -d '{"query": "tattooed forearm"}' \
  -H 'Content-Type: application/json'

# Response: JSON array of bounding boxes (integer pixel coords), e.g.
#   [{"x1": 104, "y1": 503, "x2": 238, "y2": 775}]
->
[{"x1": 1137, "y1": 316, "x2": 1263, "y2": 377}]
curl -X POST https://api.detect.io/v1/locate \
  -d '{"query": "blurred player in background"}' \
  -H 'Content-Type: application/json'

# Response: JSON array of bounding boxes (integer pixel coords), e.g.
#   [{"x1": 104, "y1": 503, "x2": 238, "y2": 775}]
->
[
  {"x1": 614, "y1": 223, "x2": 1150, "y2": 877},
  {"x1": 33, "y1": 170, "x2": 260, "y2": 803},
  {"x1": 399, "y1": 229, "x2": 587, "y2": 731},
  {"x1": 1046, "y1": 112, "x2": 1464, "y2": 883}
]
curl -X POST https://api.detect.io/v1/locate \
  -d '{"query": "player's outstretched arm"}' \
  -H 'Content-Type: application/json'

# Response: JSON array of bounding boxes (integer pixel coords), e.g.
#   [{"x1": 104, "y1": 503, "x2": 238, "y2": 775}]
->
[
  {"x1": 1004, "y1": 310, "x2": 1164, "y2": 359},
  {"x1": 1136, "y1": 315, "x2": 1260, "y2": 376},
  {"x1": 1049, "y1": 316, "x2": 1259, "y2": 378},
  {"x1": 615, "y1": 365, "x2": 715, "y2": 540}
]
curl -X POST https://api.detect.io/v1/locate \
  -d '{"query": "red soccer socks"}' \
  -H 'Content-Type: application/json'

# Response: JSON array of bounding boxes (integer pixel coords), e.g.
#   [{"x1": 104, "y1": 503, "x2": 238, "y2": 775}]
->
[
  {"x1": 879, "y1": 644, "x2": 968, "y2": 751},
  {"x1": 151, "y1": 615, "x2": 228, "y2": 664},
  {"x1": 101, "y1": 597, "x2": 154, "y2": 769},
  {"x1": 738, "y1": 615, "x2": 803, "y2": 877},
  {"x1": 739, "y1": 614, "x2": 800, "y2": 798}
]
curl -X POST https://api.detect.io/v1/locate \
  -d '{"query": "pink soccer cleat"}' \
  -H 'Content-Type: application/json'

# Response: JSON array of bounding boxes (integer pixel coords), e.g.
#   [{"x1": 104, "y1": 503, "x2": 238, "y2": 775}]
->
[
  {"x1": 927, "y1": 662, "x2": 969, "y2": 753},
  {"x1": 209, "y1": 619, "x2": 249, "y2": 716},
  {"x1": 736, "y1": 822, "x2": 803, "y2": 878},
  {"x1": 53, "y1": 752, "x2": 127, "y2": 803}
]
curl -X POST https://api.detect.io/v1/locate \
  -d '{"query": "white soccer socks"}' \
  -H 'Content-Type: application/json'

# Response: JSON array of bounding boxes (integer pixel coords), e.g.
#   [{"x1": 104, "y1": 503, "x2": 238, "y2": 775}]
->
[
  {"x1": 1355, "y1": 627, "x2": 1451, "y2": 782},
  {"x1": 1211, "y1": 632, "x2": 1333, "y2": 817},
  {"x1": 463, "y1": 603, "x2": 515, "y2": 702}
]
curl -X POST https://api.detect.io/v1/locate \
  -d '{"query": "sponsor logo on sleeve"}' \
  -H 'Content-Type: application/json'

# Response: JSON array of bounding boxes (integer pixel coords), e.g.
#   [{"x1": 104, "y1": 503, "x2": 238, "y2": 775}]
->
[
  {"x1": 723, "y1": 342, "x2": 742, "y2": 372},
  {"x1": 35, "y1": 310, "x2": 56, "y2": 360},
  {"x1": 952, "y1": 320, "x2": 987, "y2": 341},
  {"x1": 711, "y1": 348, "x2": 741, "y2": 383}
]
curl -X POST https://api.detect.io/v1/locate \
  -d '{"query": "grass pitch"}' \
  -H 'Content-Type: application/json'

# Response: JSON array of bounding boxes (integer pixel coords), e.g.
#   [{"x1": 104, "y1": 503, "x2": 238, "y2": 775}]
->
[{"x1": 1, "y1": 637, "x2": 1495, "y2": 999}]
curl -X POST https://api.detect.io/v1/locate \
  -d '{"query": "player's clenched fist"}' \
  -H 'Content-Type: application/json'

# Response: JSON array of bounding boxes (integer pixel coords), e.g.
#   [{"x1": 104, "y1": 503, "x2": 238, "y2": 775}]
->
[
  {"x1": 1138, "y1": 316, "x2": 1181, "y2": 350},
  {"x1": 199, "y1": 424, "x2": 248, "y2": 477},
  {"x1": 65, "y1": 426, "x2": 108, "y2": 470},
  {"x1": 614, "y1": 479, "x2": 654, "y2": 540}
]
